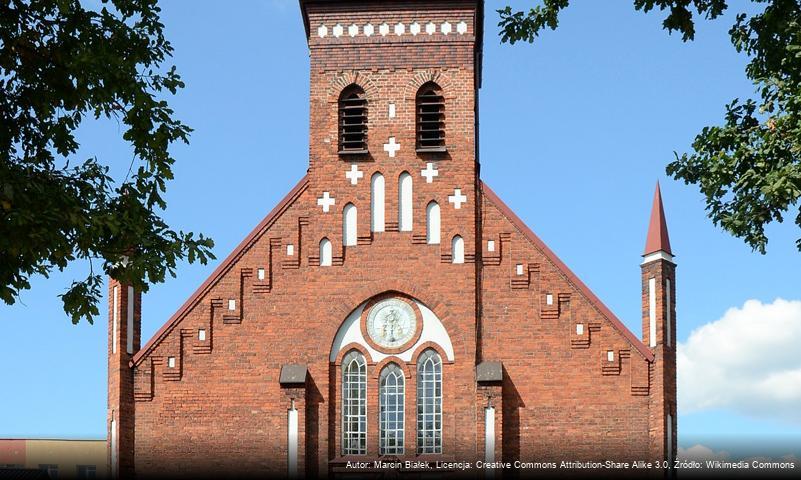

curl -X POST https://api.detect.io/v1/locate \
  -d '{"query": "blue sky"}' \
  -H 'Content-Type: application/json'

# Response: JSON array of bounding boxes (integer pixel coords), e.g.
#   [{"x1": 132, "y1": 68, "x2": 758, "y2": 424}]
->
[{"x1": 1, "y1": 0, "x2": 800, "y2": 458}]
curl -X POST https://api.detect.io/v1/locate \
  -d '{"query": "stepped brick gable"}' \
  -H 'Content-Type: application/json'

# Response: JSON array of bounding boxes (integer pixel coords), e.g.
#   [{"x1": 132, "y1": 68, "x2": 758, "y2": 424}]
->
[{"x1": 107, "y1": 1, "x2": 677, "y2": 478}]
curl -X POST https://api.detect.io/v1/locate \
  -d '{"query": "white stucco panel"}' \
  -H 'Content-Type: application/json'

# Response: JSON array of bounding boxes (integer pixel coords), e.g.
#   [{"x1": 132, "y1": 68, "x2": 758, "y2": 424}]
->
[{"x1": 329, "y1": 298, "x2": 455, "y2": 362}]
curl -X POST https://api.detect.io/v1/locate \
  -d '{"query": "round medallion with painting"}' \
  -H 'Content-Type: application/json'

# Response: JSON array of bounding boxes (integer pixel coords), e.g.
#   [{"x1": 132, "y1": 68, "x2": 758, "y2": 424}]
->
[{"x1": 365, "y1": 298, "x2": 417, "y2": 350}]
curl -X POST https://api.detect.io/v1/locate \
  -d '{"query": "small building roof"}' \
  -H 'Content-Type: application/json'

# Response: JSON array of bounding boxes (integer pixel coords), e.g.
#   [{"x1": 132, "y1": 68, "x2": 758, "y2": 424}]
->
[
  {"x1": 476, "y1": 361, "x2": 503, "y2": 383},
  {"x1": 279, "y1": 364, "x2": 308, "y2": 385}
]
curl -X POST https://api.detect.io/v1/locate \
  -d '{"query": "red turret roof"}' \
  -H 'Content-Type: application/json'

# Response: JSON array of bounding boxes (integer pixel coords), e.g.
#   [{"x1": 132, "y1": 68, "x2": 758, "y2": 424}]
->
[{"x1": 644, "y1": 182, "x2": 672, "y2": 256}]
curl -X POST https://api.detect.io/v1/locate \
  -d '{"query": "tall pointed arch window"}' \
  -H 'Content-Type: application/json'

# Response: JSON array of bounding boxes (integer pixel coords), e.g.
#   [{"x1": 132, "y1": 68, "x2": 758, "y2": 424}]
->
[
  {"x1": 399, "y1": 172, "x2": 413, "y2": 231},
  {"x1": 339, "y1": 85, "x2": 368, "y2": 154},
  {"x1": 320, "y1": 238, "x2": 332, "y2": 267},
  {"x1": 451, "y1": 235, "x2": 464, "y2": 264},
  {"x1": 343, "y1": 203, "x2": 357, "y2": 247},
  {"x1": 371, "y1": 173, "x2": 385, "y2": 232},
  {"x1": 416, "y1": 82, "x2": 445, "y2": 152},
  {"x1": 379, "y1": 363, "x2": 405, "y2": 455},
  {"x1": 426, "y1": 201, "x2": 440, "y2": 244},
  {"x1": 342, "y1": 350, "x2": 367, "y2": 455},
  {"x1": 417, "y1": 349, "x2": 442, "y2": 454}
]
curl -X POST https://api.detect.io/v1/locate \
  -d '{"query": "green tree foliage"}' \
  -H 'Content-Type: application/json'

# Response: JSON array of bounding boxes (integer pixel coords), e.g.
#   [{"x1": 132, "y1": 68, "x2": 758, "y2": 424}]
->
[
  {"x1": 0, "y1": 0, "x2": 215, "y2": 324},
  {"x1": 499, "y1": 0, "x2": 801, "y2": 253}
]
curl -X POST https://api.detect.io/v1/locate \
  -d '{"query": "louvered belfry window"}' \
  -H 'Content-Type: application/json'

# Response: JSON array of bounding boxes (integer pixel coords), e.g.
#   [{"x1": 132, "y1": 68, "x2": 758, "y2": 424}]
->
[
  {"x1": 416, "y1": 82, "x2": 445, "y2": 151},
  {"x1": 339, "y1": 85, "x2": 368, "y2": 154}
]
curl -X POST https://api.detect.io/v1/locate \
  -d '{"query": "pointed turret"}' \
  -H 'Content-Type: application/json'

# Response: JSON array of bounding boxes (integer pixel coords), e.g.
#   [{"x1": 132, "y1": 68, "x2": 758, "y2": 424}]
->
[
  {"x1": 644, "y1": 182, "x2": 672, "y2": 257},
  {"x1": 640, "y1": 181, "x2": 677, "y2": 472}
]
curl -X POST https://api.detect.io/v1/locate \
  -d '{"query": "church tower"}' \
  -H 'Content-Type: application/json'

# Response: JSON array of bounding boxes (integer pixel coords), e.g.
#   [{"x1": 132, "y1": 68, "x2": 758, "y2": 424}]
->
[
  {"x1": 641, "y1": 182, "x2": 678, "y2": 470},
  {"x1": 301, "y1": 0, "x2": 483, "y2": 264},
  {"x1": 107, "y1": 278, "x2": 140, "y2": 479},
  {"x1": 299, "y1": 0, "x2": 484, "y2": 465}
]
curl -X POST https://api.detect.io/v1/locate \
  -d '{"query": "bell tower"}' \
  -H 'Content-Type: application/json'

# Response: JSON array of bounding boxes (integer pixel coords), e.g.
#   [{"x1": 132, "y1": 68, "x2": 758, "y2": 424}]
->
[
  {"x1": 300, "y1": 0, "x2": 483, "y2": 257},
  {"x1": 299, "y1": 1, "x2": 485, "y2": 463}
]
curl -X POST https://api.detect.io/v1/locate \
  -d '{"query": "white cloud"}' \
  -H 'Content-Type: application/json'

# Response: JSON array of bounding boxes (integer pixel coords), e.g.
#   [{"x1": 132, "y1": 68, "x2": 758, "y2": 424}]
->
[
  {"x1": 678, "y1": 444, "x2": 730, "y2": 461},
  {"x1": 679, "y1": 445, "x2": 800, "y2": 465},
  {"x1": 678, "y1": 298, "x2": 801, "y2": 423},
  {"x1": 745, "y1": 454, "x2": 800, "y2": 464}
]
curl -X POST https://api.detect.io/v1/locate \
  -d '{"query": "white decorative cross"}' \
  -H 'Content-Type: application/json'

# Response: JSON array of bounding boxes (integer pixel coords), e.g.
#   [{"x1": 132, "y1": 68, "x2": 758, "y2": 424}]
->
[
  {"x1": 317, "y1": 191, "x2": 335, "y2": 213},
  {"x1": 345, "y1": 164, "x2": 363, "y2": 185},
  {"x1": 421, "y1": 162, "x2": 439, "y2": 183},
  {"x1": 383, "y1": 137, "x2": 401, "y2": 158},
  {"x1": 448, "y1": 188, "x2": 467, "y2": 209}
]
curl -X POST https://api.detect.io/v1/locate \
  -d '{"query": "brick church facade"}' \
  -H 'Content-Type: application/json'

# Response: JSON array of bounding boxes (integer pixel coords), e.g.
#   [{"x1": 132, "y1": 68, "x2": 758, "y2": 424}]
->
[{"x1": 107, "y1": 0, "x2": 677, "y2": 477}]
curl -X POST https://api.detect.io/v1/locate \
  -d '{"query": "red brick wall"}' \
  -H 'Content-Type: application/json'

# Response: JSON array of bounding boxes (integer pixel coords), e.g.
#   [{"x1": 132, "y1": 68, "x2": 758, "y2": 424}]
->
[{"x1": 479, "y1": 194, "x2": 653, "y2": 462}]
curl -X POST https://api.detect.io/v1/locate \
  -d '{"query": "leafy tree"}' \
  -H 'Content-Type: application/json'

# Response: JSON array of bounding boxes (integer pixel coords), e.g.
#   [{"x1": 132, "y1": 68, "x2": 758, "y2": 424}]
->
[
  {"x1": 1, "y1": 0, "x2": 215, "y2": 324},
  {"x1": 499, "y1": 0, "x2": 801, "y2": 253}
]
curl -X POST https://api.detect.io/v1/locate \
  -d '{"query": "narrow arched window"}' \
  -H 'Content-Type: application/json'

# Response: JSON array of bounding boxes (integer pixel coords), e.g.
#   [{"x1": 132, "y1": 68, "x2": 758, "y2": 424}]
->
[
  {"x1": 452, "y1": 235, "x2": 464, "y2": 264},
  {"x1": 371, "y1": 173, "x2": 385, "y2": 232},
  {"x1": 426, "y1": 201, "x2": 440, "y2": 244},
  {"x1": 342, "y1": 350, "x2": 367, "y2": 455},
  {"x1": 417, "y1": 350, "x2": 442, "y2": 454},
  {"x1": 339, "y1": 85, "x2": 368, "y2": 154},
  {"x1": 343, "y1": 203, "x2": 357, "y2": 247},
  {"x1": 379, "y1": 363, "x2": 405, "y2": 455},
  {"x1": 399, "y1": 172, "x2": 413, "y2": 232},
  {"x1": 416, "y1": 82, "x2": 445, "y2": 152},
  {"x1": 320, "y1": 237, "x2": 332, "y2": 267}
]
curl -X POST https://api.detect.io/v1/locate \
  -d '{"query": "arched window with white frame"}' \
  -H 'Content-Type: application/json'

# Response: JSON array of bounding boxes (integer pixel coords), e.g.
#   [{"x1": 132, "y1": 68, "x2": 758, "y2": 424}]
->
[
  {"x1": 320, "y1": 237, "x2": 332, "y2": 267},
  {"x1": 417, "y1": 349, "x2": 442, "y2": 454},
  {"x1": 398, "y1": 172, "x2": 413, "y2": 231},
  {"x1": 342, "y1": 350, "x2": 367, "y2": 455},
  {"x1": 451, "y1": 235, "x2": 464, "y2": 264},
  {"x1": 371, "y1": 173, "x2": 385, "y2": 232},
  {"x1": 343, "y1": 203, "x2": 357, "y2": 247},
  {"x1": 379, "y1": 363, "x2": 405, "y2": 455},
  {"x1": 426, "y1": 201, "x2": 440, "y2": 244}
]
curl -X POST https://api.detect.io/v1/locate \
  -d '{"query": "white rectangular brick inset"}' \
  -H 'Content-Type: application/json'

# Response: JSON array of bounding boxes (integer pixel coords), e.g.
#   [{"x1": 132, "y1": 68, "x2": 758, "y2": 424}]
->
[{"x1": 649, "y1": 277, "x2": 656, "y2": 347}]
